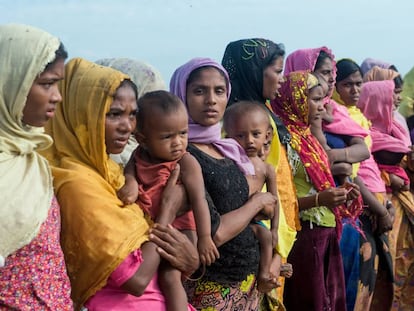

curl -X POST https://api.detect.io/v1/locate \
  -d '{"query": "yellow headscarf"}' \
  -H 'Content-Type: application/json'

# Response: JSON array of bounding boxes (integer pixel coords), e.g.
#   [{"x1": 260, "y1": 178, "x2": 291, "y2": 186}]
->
[
  {"x1": 43, "y1": 58, "x2": 149, "y2": 308},
  {"x1": 0, "y1": 24, "x2": 60, "y2": 262}
]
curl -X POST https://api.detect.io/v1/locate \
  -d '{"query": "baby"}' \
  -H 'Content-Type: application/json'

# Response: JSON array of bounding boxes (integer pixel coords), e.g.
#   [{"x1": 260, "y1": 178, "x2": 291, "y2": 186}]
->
[
  {"x1": 223, "y1": 100, "x2": 281, "y2": 292},
  {"x1": 118, "y1": 90, "x2": 218, "y2": 311}
]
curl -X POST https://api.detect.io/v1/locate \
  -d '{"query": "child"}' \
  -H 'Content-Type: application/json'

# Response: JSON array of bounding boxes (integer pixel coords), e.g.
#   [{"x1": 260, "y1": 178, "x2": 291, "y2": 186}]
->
[
  {"x1": 222, "y1": 100, "x2": 281, "y2": 292},
  {"x1": 118, "y1": 90, "x2": 219, "y2": 311}
]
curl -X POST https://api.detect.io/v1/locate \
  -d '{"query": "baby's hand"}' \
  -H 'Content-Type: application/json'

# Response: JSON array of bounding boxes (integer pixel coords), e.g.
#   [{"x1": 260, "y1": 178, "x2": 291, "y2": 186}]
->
[
  {"x1": 117, "y1": 176, "x2": 139, "y2": 205},
  {"x1": 198, "y1": 235, "x2": 219, "y2": 266}
]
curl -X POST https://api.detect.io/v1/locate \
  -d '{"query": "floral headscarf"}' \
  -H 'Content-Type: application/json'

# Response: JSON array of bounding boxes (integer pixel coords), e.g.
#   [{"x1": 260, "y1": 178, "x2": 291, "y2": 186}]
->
[
  {"x1": 271, "y1": 71, "x2": 363, "y2": 233},
  {"x1": 221, "y1": 38, "x2": 290, "y2": 143}
]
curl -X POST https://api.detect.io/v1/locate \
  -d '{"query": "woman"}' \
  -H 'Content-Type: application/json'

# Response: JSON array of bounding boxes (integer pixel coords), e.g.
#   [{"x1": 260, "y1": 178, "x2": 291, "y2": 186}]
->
[
  {"x1": 271, "y1": 71, "x2": 357, "y2": 311},
  {"x1": 44, "y1": 57, "x2": 199, "y2": 310},
  {"x1": 170, "y1": 57, "x2": 279, "y2": 310},
  {"x1": 221, "y1": 38, "x2": 299, "y2": 310},
  {"x1": 0, "y1": 24, "x2": 72, "y2": 309},
  {"x1": 95, "y1": 57, "x2": 167, "y2": 166},
  {"x1": 358, "y1": 80, "x2": 414, "y2": 310},
  {"x1": 333, "y1": 58, "x2": 394, "y2": 311}
]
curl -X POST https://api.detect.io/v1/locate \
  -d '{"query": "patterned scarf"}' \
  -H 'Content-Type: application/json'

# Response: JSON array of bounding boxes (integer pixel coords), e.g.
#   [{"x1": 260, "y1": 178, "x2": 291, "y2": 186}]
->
[
  {"x1": 271, "y1": 71, "x2": 364, "y2": 234},
  {"x1": 221, "y1": 38, "x2": 290, "y2": 143}
]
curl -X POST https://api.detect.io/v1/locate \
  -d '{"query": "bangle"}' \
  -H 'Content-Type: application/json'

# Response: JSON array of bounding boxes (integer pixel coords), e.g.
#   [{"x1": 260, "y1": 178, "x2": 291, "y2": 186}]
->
[{"x1": 315, "y1": 193, "x2": 320, "y2": 207}]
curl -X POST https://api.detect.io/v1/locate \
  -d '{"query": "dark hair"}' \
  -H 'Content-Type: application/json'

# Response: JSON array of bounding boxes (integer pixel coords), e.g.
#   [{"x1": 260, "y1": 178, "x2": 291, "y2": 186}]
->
[
  {"x1": 186, "y1": 65, "x2": 227, "y2": 87},
  {"x1": 314, "y1": 50, "x2": 332, "y2": 71},
  {"x1": 223, "y1": 100, "x2": 269, "y2": 134},
  {"x1": 44, "y1": 42, "x2": 68, "y2": 71},
  {"x1": 116, "y1": 79, "x2": 138, "y2": 102},
  {"x1": 137, "y1": 90, "x2": 184, "y2": 131},
  {"x1": 336, "y1": 59, "x2": 363, "y2": 83}
]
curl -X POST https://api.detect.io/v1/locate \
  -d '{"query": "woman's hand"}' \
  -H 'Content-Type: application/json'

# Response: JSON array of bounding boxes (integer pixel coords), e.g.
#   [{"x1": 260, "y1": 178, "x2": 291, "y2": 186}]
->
[
  {"x1": 158, "y1": 164, "x2": 189, "y2": 224},
  {"x1": 341, "y1": 182, "x2": 360, "y2": 201},
  {"x1": 249, "y1": 192, "x2": 277, "y2": 221},
  {"x1": 319, "y1": 187, "x2": 347, "y2": 209},
  {"x1": 149, "y1": 224, "x2": 199, "y2": 275}
]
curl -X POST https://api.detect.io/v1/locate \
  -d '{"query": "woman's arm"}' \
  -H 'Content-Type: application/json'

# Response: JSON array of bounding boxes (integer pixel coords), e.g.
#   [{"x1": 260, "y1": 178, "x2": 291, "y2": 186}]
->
[
  {"x1": 120, "y1": 165, "x2": 186, "y2": 296},
  {"x1": 298, "y1": 187, "x2": 347, "y2": 211},
  {"x1": 326, "y1": 137, "x2": 370, "y2": 164},
  {"x1": 213, "y1": 191, "x2": 277, "y2": 247}
]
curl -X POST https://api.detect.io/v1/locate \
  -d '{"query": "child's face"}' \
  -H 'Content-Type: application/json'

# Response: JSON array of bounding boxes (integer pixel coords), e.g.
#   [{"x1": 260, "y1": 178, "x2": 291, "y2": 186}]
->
[
  {"x1": 308, "y1": 85, "x2": 325, "y2": 123},
  {"x1": 227, "y1": 110, "x2": 269, "y2": 158},
  {"x1": 139, "y1": 106, "x2": 188, "y2": 162}
]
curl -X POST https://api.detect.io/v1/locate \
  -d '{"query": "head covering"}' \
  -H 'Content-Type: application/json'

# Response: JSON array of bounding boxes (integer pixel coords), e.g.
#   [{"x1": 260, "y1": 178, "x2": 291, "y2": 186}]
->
[
  {"x1": 95, "y1": 57, "x2": 166, "y2": 98},
  {"x1": 222, "y1": 38, "x2": 290, "y2": 144},
  {"x1": 360, "y1": 57, "x2": 391, "y2": 76},
  {"x1": 358, "y1": 80, "x2": 411, "y2": 153},
  {"x1": 363, "y1": 66, "x2": 400, "y2": 83},
  {"x1": 284, "y1": 46, "x2": 336, "y2": 78},
  {"x1": 221, "y1": 38, "x2": 285, "y2": 104},
  {"x1": 170, "y1": 57, "x2": 254, "y2": 175},
  {"x1": 0, "y1": 24, "x2": 60, "y2": 263},
  {"x1": 43, "y1": 58, "x2": 149, "y2": 306},
  {"x1": 271, "y1": 71, "x2": 363, "y2": 232}
]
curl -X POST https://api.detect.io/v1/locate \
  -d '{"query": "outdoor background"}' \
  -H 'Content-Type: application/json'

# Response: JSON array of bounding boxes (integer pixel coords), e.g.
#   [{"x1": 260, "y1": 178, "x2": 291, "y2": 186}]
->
[{"x1": 3, "y1": 0, "x2": 413, "y2": 81}]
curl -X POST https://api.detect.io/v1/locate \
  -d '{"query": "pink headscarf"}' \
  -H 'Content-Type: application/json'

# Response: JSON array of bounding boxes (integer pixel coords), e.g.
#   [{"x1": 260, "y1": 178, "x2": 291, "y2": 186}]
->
[
  {"x1": 360, "y1": 58, "x2": 392, "y2": 76},
  {"x1": 169, "y1": 57, "x2": 255, "y2": 175},
  {"x1": 358, "y1": 80, "x2": 411, "y2": 153},
  {"x1": 284, "y1": 47, "x2": 368, "y2": 138}
]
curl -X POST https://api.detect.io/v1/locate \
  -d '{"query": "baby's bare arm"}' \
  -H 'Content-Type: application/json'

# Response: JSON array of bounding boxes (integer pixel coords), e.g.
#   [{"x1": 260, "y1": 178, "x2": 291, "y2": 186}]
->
[{"x1": 265, "y1": 163, "x2": 279, "y2": 247}]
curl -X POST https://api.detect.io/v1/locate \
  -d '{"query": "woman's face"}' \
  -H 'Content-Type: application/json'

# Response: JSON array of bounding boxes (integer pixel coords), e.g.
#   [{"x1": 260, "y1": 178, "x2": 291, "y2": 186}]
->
[
  {"x1": 313, "y1": 57, "x2": 335, "y2": 94},
  {"x1": 335, "y1": 71, "x2": 363, "y2": 106},
  {"x1": 262, "y1": 56, "x2": 284, "y2": 100},
  {"x1": 105, "y1": 83, "x2": 137, "y2": 154},
  {"x1": 186, "y1": 67, "x2": 228, "y2": 127},
  {"x1": 22, "y1": 58, "x2": 65, "y2": 127},
  {"x1": 308, "y1": 85, "x2": 325, "y2": 122},
  {"x1": 393, "y1": 87, "x2": 403, "y2": 110}
]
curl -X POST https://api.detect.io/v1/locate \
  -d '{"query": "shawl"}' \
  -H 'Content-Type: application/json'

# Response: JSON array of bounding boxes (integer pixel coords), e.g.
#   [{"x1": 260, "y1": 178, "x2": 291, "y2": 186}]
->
[
  {"x1": 221, "y1": 38, "x2": 290, "y2": 143},
  {"x1": 358, "y1": 81, "x2": 411, "y2": 154},
  {"x1": 284, "y1": 47, "x2": 367, "y2": 138},
  {"x1": 170, "y1": 57, "x2": 254, "y2": 175},
  {"x1": 360, "y1": 57, "x2": 391, "y2": 76},
  {"x1": 95, "y1": 57, "x2": 166, "y2": 98},
  {"x1": 221, "y1": 38, "x2": 285, "y2": 104},
  {"x1": 271, "y1": 71, "x2": 363, "y2": 233},
  {"x1": 0, "y1": 24, "x2": 60, "y2": 262},
  {"x1": 362, "y1": 66, "x2": 399, "y2": 83},
  {"x1": 43, "y1": 58, "x2": 149, "y2": 308}
]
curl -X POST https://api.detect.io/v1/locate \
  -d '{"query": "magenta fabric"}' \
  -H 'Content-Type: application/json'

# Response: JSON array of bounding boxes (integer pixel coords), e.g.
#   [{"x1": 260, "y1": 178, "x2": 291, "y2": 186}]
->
[
  {"x1": 358, "y1": 156, "x2": 387, "y2": 193},
  {"x1": 284, "y1": 46, "x2": 368, "y2": 138},
  {"x1": 358, "y1": 81, "x2": 411, "y2": 154},
  {"x1": 378, "y1": 164, "x2": 410, "y2": 193},
  {"x1": 85, "y1": 249, "x2": 196, "y2": 311},
  {"x1": 360, "y1": 58, "x2": 392, "y2": 75},
  {"x1": 323, "y1": 99, "x2": 369, "y2": 138},
  {"x1": 169, "y1": 57, "x2": 254, "y2": 175},
  {"x1": 0, "y1": 197, "x2": 73, "y2": 310}
]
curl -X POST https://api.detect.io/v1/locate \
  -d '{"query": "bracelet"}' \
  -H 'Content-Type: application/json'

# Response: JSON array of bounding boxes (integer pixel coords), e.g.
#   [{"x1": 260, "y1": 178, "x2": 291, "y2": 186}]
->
[{"x1": 314, "y1": 193, "x2": 320, "y2": 207}]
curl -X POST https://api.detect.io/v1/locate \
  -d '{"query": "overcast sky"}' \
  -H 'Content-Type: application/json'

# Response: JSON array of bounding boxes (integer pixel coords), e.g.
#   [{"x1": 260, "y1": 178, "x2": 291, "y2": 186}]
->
[{"x1": 3, "y1": 0, "x2": 414, "y2": 81}]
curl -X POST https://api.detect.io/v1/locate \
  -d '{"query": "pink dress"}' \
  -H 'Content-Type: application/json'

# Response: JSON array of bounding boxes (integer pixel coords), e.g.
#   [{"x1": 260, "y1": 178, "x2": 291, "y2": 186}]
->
[
  {"x1": 85, "y1": 249, "x2": 196, "y2": 311},
  {"x1": 0, "y1": 197, "x2": 73, "y2": 310}
]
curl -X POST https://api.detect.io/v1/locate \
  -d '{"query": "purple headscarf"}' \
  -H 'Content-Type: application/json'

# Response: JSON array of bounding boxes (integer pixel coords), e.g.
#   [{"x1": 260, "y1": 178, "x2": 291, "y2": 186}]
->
[
  {"x1": 170, "y1": 57, "x2": 254, "y2": 175},
  {"x1": 360, "y1": 58, "x2": 392, "y2": 76}
]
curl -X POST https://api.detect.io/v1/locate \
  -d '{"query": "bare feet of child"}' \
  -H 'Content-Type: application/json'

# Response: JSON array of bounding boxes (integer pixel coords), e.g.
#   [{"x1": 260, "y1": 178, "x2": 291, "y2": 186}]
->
[
  {"x1": 280, "y1": 263, "x2": 293, "y2": 278},
  {"x1": 257, "y1": 273, "x2": 281, "y2": 293}
]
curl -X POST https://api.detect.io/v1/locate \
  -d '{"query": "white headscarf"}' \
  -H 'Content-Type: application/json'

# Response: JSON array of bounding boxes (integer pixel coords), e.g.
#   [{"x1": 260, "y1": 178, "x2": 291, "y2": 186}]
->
[{"x1": 0, "y1": 24, "x2": 60, "y2": 263}]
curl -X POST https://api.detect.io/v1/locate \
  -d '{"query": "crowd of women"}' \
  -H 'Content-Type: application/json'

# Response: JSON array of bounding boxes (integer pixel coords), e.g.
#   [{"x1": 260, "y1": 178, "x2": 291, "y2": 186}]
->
[{"x1": 1, "y1": 23, "x2": 414, "y2": 311}]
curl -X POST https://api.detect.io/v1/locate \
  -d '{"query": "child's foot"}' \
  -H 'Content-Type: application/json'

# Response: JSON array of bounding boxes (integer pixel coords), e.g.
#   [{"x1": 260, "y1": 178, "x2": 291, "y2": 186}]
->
[
  {"x1": 280, "y1": 263, "x2": 293, "y2": 278},
  {"x1": 257, "y1": 273, "x2": 281, "y2": 293}
]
